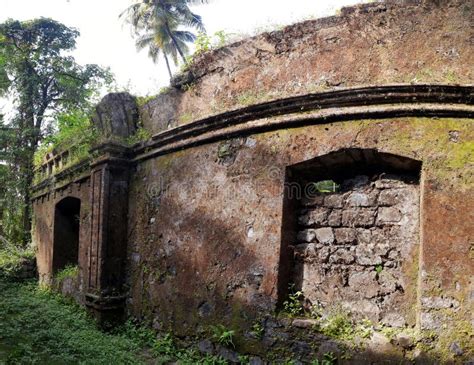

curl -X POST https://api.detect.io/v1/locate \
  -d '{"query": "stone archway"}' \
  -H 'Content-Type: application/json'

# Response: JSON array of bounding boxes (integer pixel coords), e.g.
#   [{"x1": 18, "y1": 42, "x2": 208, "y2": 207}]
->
[{"x1": 52, "y1": 197, "x2": 81, "y2": 273}]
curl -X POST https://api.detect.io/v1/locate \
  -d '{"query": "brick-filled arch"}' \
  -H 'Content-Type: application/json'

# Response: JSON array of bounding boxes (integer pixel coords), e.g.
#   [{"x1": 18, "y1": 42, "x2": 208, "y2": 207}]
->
[{"x1": 279, "y1": 149, "x2": 422, "y2": 326}]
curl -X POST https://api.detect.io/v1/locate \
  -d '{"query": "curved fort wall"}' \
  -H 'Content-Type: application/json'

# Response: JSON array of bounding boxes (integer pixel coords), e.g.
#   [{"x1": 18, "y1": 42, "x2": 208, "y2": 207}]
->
[{"x1": 32, "y1": 0, "x2": 473, "y2": 361}]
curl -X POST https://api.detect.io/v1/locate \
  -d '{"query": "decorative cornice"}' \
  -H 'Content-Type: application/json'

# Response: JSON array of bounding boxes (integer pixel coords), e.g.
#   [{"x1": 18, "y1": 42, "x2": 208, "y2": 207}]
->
[
  {"x1": 31, "y1": 84, "x2": 474, "y2": 197},
  {"x1": 133, "y1": 84, "x2": 473, "y2": 162}
]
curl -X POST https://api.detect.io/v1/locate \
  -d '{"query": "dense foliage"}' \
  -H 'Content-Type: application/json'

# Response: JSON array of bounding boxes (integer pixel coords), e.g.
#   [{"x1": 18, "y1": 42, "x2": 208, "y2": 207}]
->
[
  {"x1": 33, "y1": 109, "x2": 97, "y2": 169},
  {"x1": 0, "y1": 274, "x2": 229, "y2": 364},
  {"x1": 0, "y1": 18, "x2": 112, "y2": 245}
]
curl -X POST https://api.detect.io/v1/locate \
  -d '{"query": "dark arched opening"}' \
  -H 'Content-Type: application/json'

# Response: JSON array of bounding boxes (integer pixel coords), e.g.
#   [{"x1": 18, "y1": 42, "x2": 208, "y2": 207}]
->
[
  {"x1": 278, "y1": 148, "x2": 422, "y2": 326},
  {"x1": 53, "y1": 197, "x2": 81, "y2": 273}
]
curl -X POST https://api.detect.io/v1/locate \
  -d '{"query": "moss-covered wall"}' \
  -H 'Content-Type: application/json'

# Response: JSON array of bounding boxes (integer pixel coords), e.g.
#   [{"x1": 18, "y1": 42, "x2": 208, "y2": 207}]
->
[{"x1": 127, "y1": 117, "x2": 473, "y2": 358}]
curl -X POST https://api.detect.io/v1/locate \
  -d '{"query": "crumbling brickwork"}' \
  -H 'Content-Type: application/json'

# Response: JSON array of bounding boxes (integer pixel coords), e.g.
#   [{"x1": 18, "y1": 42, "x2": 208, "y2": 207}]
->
[{"x1": 293, "y1": 173, "x2": 420, "y2": 326}]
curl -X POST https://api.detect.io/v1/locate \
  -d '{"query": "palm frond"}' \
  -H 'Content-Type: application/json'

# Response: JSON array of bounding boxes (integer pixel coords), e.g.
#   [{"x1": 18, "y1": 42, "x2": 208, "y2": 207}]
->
[{"x1": 172, "y1": 30, "x2": 196, "y2": 43}]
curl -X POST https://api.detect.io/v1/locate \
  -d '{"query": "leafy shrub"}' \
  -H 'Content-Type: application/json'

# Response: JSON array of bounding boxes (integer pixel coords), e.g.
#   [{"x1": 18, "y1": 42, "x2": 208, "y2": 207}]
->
[
  {"x1": 251, "y1": 321, "x2": 264, "y2": 339},
  {"x1": 34, "y1": 109, "x2": 97, "y2": 169},
  {"x1": 282, "y1": 284, "x2": 304, "y2": 316},
  {"x1": 321, "y1": 309, "x2": 354, "y2": 340},
  {"x1": 312, "y1": 352, "x2": 337, "y2": 365},
  {"x1": 0, "y1": 243, "x2": 35, "y2": 278},
  {"x1": 212, "y1": 324, "x2": 235, "y2": 348},
  {"x1": 127, "y1": 127, "x2": 152, "y2": 146},
  {"x1": 55, "y1": 265, "x2": 79, "y2": 281}
]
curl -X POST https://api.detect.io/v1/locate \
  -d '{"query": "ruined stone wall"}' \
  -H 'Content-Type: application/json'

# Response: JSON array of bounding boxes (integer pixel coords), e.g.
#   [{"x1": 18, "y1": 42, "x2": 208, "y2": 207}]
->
[
  {"x1": 127, "y1": 116, "x2": 473, "y2": 361},
  {"x1": 293, "y1": 173, "x2": 420, "y2": 327},
  {"x1": 30, "y1": 0, "x2": 473, "y2": 362},
  {"x1": 123, "y1": 1, "x2": 473, "y2": 361}
]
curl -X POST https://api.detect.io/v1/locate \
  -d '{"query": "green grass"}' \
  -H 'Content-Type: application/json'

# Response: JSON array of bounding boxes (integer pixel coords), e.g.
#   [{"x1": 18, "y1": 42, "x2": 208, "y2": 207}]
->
[
  {"x1": 0, "y1": 278, "x2": 145, "y2": 364},
  {"x1": 0, "y1": 277, "x2": 228, "y2": 364},
  {"x1": 54, "y1": 265, "x2": 79, "y2": 281}
]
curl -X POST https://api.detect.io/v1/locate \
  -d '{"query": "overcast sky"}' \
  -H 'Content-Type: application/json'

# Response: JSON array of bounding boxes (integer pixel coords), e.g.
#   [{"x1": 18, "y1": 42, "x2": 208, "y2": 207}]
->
[{"x1": 1, "y1": 0, "x2": 361, "y2": 96}]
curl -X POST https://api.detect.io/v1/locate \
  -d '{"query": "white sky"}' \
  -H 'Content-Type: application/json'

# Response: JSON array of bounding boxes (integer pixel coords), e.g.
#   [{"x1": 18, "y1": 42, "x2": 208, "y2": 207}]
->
[{"x1": 1, "y1": 0, "x2": 362, "y2": 96}]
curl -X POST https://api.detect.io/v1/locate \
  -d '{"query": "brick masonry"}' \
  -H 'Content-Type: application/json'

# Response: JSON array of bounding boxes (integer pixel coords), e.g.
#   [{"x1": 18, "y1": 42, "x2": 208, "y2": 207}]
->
[{"x1": 293, "y1": 174, "x2": 420, "y2": 326}]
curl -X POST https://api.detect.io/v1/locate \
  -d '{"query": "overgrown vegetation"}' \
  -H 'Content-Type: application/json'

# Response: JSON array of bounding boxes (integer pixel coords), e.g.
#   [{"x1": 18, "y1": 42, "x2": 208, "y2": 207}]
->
[
  {"x1": 211, "y1": 324, "x2": 236, "y2": 349},
  {"x1": 311, "y1": 352, "x2": 337, "y2": 365},
  {"x1": 55, "y1": 264, "x2": 79, "y2": 281},
  {"x1": 0, "y1": 275, "x2": 233, "y2": 364},
  {"x1": 33, "y1": 109, "x2": 97, "y2": 169},
  {"x1": 281, "y1": 284, "x2": 374, "y2": 342},
  {"x1": 282, "y1": 284, "x2": 304, "y2": 316},
  {"x1": 0, "y1": 242, "x2": 34, "y2": 278},
  {"x1": 127, "y1": 127, "x2": 152, "y2": 146},
  {"x1": 0, "y1": 18, "x2": 111, "y2": 245}
]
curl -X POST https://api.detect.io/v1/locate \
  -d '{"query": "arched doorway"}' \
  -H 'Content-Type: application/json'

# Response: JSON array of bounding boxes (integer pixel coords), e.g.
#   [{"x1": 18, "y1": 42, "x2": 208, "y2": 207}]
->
[{"x1": 52, "y1": 197, "x2": 81, "y2": 273}]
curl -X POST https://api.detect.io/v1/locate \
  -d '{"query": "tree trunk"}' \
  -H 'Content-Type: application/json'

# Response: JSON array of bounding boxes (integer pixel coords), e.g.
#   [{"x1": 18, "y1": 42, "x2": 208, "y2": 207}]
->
[
  {"x1": 164, "y1": 21, "x2": 187, "y2": 64},
  {"x1": 17, "y1": 61, "x2": 38, "y2": 246},
  {"x1": 163, "y1": 53, "x2": 172, "y2": 78},
  {"x1": 158, "y1": 0, "x2": 187, "y2": 64}
]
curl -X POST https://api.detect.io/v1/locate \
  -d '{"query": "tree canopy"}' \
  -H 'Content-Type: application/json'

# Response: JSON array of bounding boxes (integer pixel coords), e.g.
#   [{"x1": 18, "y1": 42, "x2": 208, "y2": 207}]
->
[
  {"x1": 0, "y1": 18, "x2": 112, "y2": 245},
  {"x1": 122, "y1": 0, "x2": 207, "y2": 75}
]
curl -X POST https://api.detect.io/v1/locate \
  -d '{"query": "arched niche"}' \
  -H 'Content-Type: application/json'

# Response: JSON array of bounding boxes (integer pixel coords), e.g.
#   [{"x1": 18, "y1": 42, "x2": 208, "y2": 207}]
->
[{"x1": 279, "y1": 148, "x2": 422, "y2": 327}]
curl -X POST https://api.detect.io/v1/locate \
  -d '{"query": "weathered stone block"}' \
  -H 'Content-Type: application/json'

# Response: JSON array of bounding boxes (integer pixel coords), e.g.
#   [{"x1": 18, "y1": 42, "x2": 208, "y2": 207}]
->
[
  {"x1": 420, "y1": 312, "x2": 442, "y2": 330},
  {"x1": 334, "y1": 228, "x2": 356, "y2": 244},
  {"x1": 329, "y1": 248, "x2": 355, "y2": 264},
  {"x1": 355, "y1": 246, "x2": 382, "y2": 266},
  {"x1": 342, "y1": 208, "x2": 376, "y2": 227},
  {"x1": 356, "y1": 228, "x2": 372, "y2": 244},
  {"x1": 382, "y1": 313, "x2": 407, "y2": 328},
  {"x1": 298, "y1": 208, "x2": 329, "y2": 226},
  {"x1": 315, "y1": 227, "x2": 335, "y2": 244},
  {"x1": 292, "y1": 318, "x2": 319, "y2": 328},
  {"x1": 327, "y1": 209, "x2": 342, "y2": 226},
  {"x1": 324, "y1": 194, "x2": 344, "y2": 208},
  {"x1": 347, "y1": 191, "x2": 378, "y2": 207},
  {"x1": 421, "y1": 296, "x2": 460, "y2": 310},
  {"x1": 296, "y1": 229, "x2": 317, "y2": 242},
  {"x1": 375, "y1": 175, "x2": 408, "y2": 189},
  {"x1": 343, "y1": 299, "x2": 380, "y2": 322},
  {"x1": 318, "y1": 247, "x2": 330, "y2": 262},
  {"x1": 378, "y1": 189, "x2": 402, "y2": 206},
  {"x1": 377, "y1": 207, "x2": 402, "y2": 224},
  {"x1": 92, "y1": 92, "x2": 138, "y2": 139},
  {"x1": 348, "y1": 271, "x2": 378, "y2": 298},
  {"x1": 378, "y1": 270, "x2": 399, "y2": 295}
]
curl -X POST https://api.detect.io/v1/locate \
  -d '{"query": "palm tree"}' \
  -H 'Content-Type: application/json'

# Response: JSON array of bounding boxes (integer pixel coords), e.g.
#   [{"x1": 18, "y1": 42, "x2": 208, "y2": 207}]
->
[
  {"x1": 121, "y1": 0, "x2": 207, "y2": 65},
  {"x1": 135, "y1": 20, "x2": 195, "y2": 78}
]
